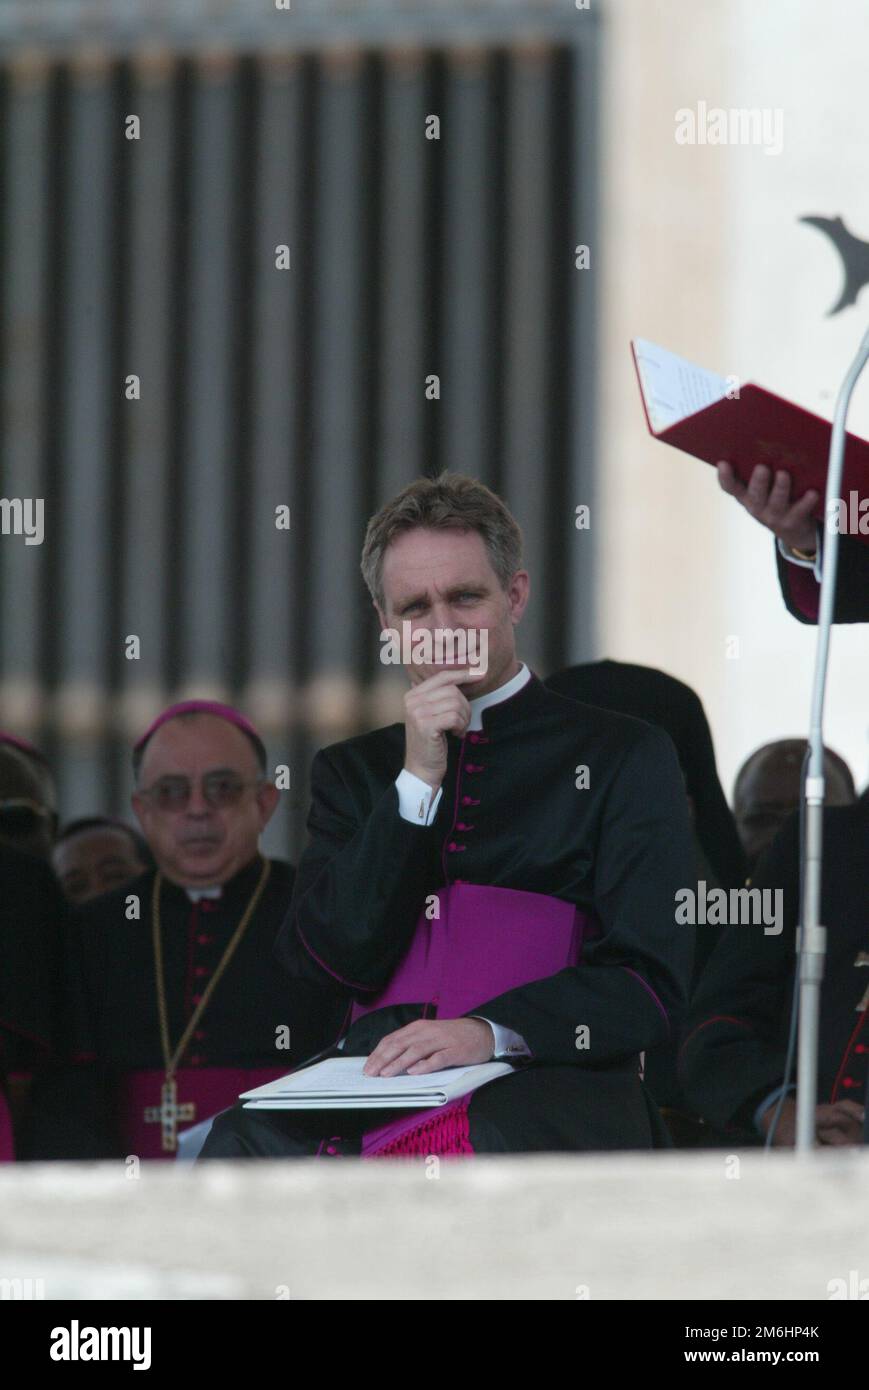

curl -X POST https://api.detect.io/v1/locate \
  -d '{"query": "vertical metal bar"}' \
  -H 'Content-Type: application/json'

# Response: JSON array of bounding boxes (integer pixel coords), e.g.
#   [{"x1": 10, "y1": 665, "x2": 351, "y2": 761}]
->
[
  {"x1": 119, "y1": 52, "x2": 175, "y2": 745},
  {"x1": 306, "y1": 48, "x2": 365, "y2": 737},
  {"x1": 502, "y1": 44, "x2": 552, "y2": 672},
  {"x1": 178, "y1": 51, "x2": 237, "y2": 693},
  {"x1": 244, "y1": 53, "x2": 300, "y2": 717},
  {"x1": 0, "y1": 55, "x2": 50, "y2": 736},
  {"x1": 244, "y1": 53, "x2": 303, "y2": 859},
  {"x1": 440, "y1": 47, "x2": 490, "y2": 479},
  {"x1": 378, "y1": 47, "x2": 426, "y2": 502},
  {"x1": 566, "y1": 29, "x2": 599, "y2": 664},
  {"x1": 364, "y1": 47, "x2": 429, "y2": 727},
  {"x1": 55, "y1": 53, "x2": 114, "y2": 813}
]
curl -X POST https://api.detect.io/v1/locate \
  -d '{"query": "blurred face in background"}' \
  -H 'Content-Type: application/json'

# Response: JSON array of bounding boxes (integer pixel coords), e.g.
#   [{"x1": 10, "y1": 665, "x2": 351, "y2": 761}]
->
[
  {"x1": 52, "y1": 826, "x2": 147, "y2": 905},
  {"x1": 131, "y1": 713, "x2": 279, "y2": 888},
  {"x1": 735, "y1": 741, "x2": 856, "y2": 868},
  {"x1": 0, "y1": 746, "x2": 56, "y2": 860}
]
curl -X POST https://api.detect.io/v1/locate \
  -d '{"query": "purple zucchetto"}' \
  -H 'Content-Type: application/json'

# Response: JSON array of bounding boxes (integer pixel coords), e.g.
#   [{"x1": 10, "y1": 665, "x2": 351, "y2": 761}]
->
[{"x1": 132, "y1": 700, "x2": 267, "y2": 773}]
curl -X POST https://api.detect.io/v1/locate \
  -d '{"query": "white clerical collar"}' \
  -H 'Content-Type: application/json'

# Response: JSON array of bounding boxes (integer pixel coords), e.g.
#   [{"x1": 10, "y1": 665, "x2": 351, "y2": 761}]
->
[
  {"x1": 184, "y1": 885, "x2": 223, "y2": 902},
  {"x1": 467, "y1": 662, "x2": 531, "y2": 731}
]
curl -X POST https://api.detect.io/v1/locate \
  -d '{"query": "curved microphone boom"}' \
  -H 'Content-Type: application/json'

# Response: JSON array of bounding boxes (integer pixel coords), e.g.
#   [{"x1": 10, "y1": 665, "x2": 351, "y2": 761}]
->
[{"x1": 795, "y1": 324, "x2": 869, "y2": 1152}]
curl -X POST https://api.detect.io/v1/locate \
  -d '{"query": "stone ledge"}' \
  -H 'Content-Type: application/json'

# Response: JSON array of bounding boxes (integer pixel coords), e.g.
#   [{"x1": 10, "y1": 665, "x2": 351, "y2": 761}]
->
[{"x1": 1, "y1": 1150, "x2": 867, "y2": 1300}]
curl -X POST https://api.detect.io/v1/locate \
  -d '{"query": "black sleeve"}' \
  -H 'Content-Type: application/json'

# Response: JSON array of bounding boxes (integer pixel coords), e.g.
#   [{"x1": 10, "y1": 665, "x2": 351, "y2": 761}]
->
[
  {"x1": 777, "y1": 534, "x2": 869, "y2": 624},
  {"x1": 472, "y1": 726, "x2": 695, "y2": 1067},
  {"x1": 0, "y1": 848, "x2": 65, "y2": 1063},
  {"x1": 275, "y1": 747, "x2": 440, "y2": 994},
  {"x1": 679, "y1": 815, "x2": 800, "y2": 1131},
  {"x1": 19, "y1": 919, "x2": 118, "y2": 1161}
]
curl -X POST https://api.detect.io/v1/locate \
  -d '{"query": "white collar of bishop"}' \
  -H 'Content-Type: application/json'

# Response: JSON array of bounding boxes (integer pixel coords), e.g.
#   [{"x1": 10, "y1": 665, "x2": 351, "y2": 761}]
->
[
  {"x1": 184, "y1": 885, "x2": 223, "y2": 902},
  {"x1": 466, "y1": 661, "x2": 531, "y2": 731}
]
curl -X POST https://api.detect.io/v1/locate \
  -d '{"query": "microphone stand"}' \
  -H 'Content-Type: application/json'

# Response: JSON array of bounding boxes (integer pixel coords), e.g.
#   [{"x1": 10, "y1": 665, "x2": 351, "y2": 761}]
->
[{"x1": 796, "y1": 325, "x2": 869, "y2": 1153}]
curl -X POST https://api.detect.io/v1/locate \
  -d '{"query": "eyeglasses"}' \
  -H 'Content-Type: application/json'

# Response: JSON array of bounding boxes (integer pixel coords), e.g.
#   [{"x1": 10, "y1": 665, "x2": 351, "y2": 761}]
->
[
  {"x1": 138, "y1": 773, "x2": 263, "y2": 812},
  {"x1": 0, "y1": 798, "x2": 53, "y2": 837}
]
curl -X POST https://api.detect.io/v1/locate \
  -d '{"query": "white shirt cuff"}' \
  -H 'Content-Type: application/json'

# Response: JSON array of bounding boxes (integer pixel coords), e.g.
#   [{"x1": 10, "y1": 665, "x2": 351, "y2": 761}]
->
[
  {"x1": 777, "y1": 527, "x2": 823, "y2": 583},
  {"x1": 470, "y1": 1016, "x2": 531, "y2": 1060},
  {"x1": 395, "y1": 769, "x2": 443, "y2": 826}
]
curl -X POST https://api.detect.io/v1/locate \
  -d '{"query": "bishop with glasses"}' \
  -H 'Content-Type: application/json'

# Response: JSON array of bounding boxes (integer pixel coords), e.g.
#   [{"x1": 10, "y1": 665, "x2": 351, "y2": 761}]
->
[{"x1": 31, "y1": 701, "x2": 342, "y2": 1160}]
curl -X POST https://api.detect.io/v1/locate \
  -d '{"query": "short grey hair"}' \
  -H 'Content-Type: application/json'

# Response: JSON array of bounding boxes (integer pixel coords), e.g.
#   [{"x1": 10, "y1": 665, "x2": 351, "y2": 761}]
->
[{"x1": 360, "y1": 471, "x2": 524, "y2": 611}]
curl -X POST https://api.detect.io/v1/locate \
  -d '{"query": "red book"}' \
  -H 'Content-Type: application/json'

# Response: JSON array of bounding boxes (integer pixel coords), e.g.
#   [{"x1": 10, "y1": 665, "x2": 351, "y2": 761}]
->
[{"x1": 631, "y1": 338, "x2": 869, "y2": 546}]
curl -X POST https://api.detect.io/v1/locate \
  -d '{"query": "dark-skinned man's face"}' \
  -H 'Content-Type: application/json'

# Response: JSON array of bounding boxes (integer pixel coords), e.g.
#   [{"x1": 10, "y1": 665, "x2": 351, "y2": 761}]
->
[
  {"x1": 735, "y1": 743, "x2": 855, "y2": 868},
  {"x1": 52, "y1": 827, "x2": 147, "y2": 905}
]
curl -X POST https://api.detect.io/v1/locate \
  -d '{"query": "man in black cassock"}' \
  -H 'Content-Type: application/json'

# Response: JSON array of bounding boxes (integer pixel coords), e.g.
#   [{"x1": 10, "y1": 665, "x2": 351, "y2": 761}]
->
[
  {"x1": 28, "y1": 701, "x2": 342, "y2": 1161},
  {"x1": 0, "y1": 844, "x2": 66, "y2": 1160},
  {"x1": 717, "y1": 460, "x2": 869, "y2": 622},
  {"x1": 201, "y1": 472, "x2": 695, "y2": 1160},
  {"x1": 679, "y1": 787, "x2": 869, "y2": 1147},
  {"x1": 543, "y1": 659, "x2": 746, "y2": 1141}
]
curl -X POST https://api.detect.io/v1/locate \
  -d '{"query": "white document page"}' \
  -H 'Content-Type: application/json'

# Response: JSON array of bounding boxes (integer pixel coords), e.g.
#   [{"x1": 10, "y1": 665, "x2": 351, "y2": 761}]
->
[
  {"x1": 633, "y1": 337, "x2": 731, "y2": 433},
  {"x1": 240, "y1": 1055, "x2": 514, "y2": 1110}
]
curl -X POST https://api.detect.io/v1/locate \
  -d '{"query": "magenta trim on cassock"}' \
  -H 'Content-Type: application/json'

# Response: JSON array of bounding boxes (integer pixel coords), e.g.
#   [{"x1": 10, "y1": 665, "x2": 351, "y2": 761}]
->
[
  {"x1": 0, "y1": 1016, "x2": 51, "y2": 1054},
  {"x1": 677, "y1": 1015, "x2": 751, "y2": 1066},
  {"x1": 620, "y1": 966, "x2": 669, "y2": 1030},
  {"x1": 441, "y1": 735, "x2": 469, "y2": 881},
  {"x1": 294, "y1": 920, "x2": 377, "y2": 993},
  {"x1": 0, "y1": 731, "x2": 47, "y2": 762},
  {"x1": 784, "y1": 565, "x2": 821, "y2": 621},
  {"x1": 133, "y1": 699, "x2": 263, "y2": 752},
  {"x1": 0, "y1": 1090, "x2": 14, "y2": 1162}
]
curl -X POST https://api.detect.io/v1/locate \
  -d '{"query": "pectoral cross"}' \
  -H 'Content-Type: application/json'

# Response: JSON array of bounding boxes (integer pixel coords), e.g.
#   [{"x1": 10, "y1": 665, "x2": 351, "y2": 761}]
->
[
  {"x1": 854, "y1": 950, "x2": 869, "y2": 1013},
  {"x1": 144, "y1": 1076, "x2": 197, "y2": 1153}
]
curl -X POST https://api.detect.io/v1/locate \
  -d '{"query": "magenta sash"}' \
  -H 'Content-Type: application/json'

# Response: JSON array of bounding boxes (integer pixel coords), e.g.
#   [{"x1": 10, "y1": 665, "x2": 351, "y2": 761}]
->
[
  {"x1": 117, "y1": 1065, "x2": 287, "y2": 1160},
  {"x1": 351, "y1": 882, "x2": 591, "y2": 1026},
  {"x1": 355, "y1": 883, "x2": 595, "y2": 1157}
]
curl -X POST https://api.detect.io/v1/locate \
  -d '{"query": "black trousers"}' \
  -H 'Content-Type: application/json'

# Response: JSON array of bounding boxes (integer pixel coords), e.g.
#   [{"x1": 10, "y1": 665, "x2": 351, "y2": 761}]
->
[{"x1": 198, "y1": 1065, "x2": 665, "y2": 1160}]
